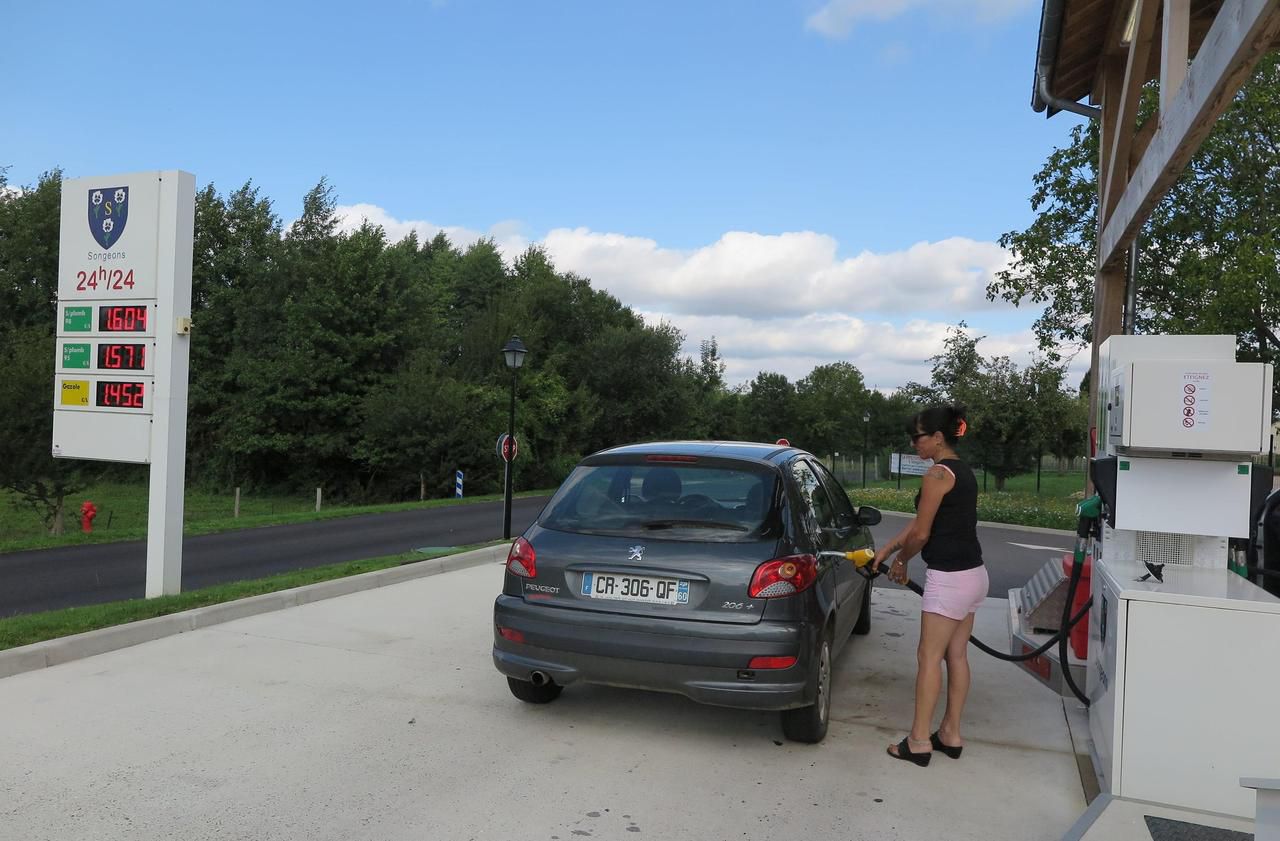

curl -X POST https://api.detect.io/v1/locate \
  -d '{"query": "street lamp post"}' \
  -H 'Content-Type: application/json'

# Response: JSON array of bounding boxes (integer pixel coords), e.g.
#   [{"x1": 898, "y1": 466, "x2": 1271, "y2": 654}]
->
[
  {"x1": 862, "y1": 411, "x2": 870, "y2": 488},
  {"x1": 501, "y1": 335, "x2": 528, "y2": 540}
]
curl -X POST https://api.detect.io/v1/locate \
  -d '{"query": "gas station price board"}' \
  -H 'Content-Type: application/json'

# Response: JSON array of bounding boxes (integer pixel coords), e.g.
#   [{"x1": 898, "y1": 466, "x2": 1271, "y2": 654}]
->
[{"x1": 53, "y1": 174, "x2": 164, "y2": 463}]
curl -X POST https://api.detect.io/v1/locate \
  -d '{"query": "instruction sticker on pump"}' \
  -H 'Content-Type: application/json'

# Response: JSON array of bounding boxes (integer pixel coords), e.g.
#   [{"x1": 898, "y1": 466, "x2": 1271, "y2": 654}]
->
[{"x1": 1178, "y1": 372, "x2": 1211, "y2": 430}]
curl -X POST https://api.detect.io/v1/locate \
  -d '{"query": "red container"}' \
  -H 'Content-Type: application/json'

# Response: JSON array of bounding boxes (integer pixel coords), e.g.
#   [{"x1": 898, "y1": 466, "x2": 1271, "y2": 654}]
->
[{"x1": 1062, "y1": 553, "x2": 1092, "y2": 660}]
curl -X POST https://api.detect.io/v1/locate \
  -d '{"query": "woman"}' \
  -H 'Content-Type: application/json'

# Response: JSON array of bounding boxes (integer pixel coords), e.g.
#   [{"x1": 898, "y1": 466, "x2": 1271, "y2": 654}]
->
[{"x1": 872, "y1": 404, "x2": 986, "y2": 767}]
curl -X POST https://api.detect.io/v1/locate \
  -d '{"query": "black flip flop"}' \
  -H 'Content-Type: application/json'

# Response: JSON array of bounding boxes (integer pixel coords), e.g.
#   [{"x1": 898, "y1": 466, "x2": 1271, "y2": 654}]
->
[
  {"x1": 887, "y1": 737, "x2": 932, "y2": 767},
  {"x1": 930, "y1": 731, "x2": 963, "y2": 759}
]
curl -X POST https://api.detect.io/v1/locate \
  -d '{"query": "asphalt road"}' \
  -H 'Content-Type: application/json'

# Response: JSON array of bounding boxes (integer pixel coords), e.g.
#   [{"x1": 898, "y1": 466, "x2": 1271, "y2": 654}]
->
[
  {"x1": 0, "y1": 499, "x2": 1072, "y2": 619},
  {"x1": 0, "y1": 496, "x2": 549, "y2": 617},
  {"x1": 868, "y1": 510, "x2": 1075, "y2": 597}
]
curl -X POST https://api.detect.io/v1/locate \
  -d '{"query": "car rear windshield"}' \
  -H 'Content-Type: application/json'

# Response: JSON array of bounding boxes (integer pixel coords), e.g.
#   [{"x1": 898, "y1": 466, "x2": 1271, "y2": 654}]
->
[{"x1": 539, "y1": 461, "x2": 780, "y2": 541}]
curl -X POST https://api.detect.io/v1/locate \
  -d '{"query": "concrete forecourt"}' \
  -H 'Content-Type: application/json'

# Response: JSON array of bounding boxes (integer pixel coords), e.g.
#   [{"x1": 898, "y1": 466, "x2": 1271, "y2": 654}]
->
[{"x1": 0, "y1": 543, "x2": 1089, "y2": 840}]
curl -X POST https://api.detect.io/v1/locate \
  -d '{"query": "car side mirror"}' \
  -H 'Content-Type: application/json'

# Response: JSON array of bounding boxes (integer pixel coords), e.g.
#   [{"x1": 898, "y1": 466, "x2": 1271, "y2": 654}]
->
[{"x1": 857, "y1": 506, "x2": 881, "y2": 526}]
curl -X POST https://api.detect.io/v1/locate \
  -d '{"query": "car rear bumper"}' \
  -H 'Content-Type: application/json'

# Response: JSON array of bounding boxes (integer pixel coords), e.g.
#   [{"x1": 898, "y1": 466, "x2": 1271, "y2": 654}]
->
[{"x1": 492, "y1": 595, "x2": 816, "y2": 710}]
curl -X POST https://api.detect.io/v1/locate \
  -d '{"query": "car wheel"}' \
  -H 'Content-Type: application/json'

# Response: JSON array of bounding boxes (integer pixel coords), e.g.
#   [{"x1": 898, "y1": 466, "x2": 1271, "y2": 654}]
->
[
  {"x1": 780, "y1": 631, "x2": 832, "y2": 743},
  {"x1": 507, "y1": 675, "x2": 563, "y2": 704},
  {"x1": 853, "y1": 581, "x2": 872, "y2": 636}
]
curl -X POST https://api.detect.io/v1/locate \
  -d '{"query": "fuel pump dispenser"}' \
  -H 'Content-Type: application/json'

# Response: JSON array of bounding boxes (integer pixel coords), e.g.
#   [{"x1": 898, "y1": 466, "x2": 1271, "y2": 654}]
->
[{"x1": 1061, "y1": 335, "x2": 1280, "y2": 821}]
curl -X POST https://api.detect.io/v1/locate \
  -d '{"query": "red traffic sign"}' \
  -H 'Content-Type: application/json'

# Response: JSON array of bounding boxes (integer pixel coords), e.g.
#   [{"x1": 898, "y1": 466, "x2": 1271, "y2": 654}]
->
[{"x1": 497, "y1": 433, "x2": 518, "y2": 462}]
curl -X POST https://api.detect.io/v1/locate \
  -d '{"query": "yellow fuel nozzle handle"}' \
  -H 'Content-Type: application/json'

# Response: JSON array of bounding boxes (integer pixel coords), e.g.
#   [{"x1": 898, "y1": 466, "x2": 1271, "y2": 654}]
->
[{"x1": 845, "y1": 548, "x2": 875, "y2": 567}]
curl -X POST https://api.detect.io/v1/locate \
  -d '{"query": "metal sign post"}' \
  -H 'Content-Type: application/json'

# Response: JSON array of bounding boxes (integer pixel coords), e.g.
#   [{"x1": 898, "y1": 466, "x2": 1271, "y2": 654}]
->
[{"x1": 52, "y1": 170, "x2": 195, "y2": 598}]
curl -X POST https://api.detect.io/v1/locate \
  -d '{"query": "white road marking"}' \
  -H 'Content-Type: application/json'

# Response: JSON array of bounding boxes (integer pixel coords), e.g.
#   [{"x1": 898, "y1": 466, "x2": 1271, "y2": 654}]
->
[{"x1": 1007, "y1": 542, "x2": 1072, "y2": 553}]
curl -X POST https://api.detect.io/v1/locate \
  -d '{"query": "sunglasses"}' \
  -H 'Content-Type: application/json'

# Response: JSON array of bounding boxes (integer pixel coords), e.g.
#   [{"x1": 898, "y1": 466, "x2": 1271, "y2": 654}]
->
[{"x1": 908, "y1": 431, "x2": 932, "y2": 442}]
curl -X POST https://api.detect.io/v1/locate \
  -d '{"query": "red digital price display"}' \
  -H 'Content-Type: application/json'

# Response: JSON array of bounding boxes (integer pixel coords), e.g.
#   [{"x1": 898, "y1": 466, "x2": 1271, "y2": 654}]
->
[
  {"x1": 97, "y1": 343, "x2": 146, "y2": 370},
  {"x1": 98, "y1": 305, "x2": 148, "y2": 332},
  {"x1": 96, "y1": 381, "x2": 145, "y2": 409}
]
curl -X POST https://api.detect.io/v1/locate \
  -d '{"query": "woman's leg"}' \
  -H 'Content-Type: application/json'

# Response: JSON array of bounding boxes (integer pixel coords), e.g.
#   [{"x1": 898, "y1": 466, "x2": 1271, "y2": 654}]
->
[
  {"x1": 938, "y1": 612, "x2": 976, "y2": 746},
  {"x1": 890, "y1": 610, "x2": 959, "y2": 756}
]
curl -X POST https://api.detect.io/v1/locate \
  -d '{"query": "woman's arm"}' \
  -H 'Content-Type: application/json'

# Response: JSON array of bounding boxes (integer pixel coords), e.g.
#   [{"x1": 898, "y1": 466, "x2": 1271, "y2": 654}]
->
[{"x1": 873, "y1": 465, "x2": 956, "y2": 577}]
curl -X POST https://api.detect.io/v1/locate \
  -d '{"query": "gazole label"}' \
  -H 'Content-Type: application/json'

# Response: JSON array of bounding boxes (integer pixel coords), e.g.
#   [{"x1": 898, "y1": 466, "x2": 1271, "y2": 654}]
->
[{"x1": 60, "y1": 379, "x2": 90, "y2": 406}]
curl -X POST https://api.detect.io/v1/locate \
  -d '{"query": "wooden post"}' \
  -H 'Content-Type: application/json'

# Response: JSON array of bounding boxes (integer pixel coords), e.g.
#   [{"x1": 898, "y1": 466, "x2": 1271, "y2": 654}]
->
[
  {"x1": 315, "y1": 488, "x2": 321, "y2": 513},
  {"x1": 234, "y1": 487, "x2": 240, "y2": 519}
]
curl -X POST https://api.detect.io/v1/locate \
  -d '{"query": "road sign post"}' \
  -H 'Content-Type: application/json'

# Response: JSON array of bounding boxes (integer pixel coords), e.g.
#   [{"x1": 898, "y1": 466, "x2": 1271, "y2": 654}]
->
[{"x1": 497, "y1": 432, "x2": 518, "y2": 538}]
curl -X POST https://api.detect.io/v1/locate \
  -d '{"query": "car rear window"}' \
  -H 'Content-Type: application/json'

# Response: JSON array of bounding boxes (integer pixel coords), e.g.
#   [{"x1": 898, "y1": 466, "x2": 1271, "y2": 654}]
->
[{"x1": 539, "y1": 462, "x2": 780, "y2": 541}]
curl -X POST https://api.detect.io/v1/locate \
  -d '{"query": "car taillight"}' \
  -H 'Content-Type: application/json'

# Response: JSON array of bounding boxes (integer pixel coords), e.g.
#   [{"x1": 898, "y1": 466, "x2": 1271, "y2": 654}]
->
[
  {"x1": 748, "y1": 554, "x2": 817, "y2": 598},
  {"x1": 507, "y1": 537, "x2": 536, "y2": 578},
  {"x1": 497, "y1": 626, "x2": 525, "y2": 644},
  {"x1": 748, "y1": 655, "x2": 797, "y2": 669}
]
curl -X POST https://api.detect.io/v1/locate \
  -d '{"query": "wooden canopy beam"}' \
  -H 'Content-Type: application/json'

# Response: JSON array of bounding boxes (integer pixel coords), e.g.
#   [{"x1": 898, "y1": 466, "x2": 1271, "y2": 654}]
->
[{"x1": 1097, "y1": 0, "x2": 1280, "y2": 271}]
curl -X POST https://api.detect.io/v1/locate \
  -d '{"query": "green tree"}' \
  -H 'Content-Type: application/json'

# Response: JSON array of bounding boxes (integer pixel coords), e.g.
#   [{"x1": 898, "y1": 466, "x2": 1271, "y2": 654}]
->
[
  {"x1": 0, "y1": 169, "x2": 62, "y2": 334},
  {"x1": 743, "y1": 372, "x2": 799, "y2": 444},
  {"x1": 0, "y1": 325, "x2": 89, "y2": 533},
  {"x1": 795, "y1": 361, "x2": 871, "y2": 457},
  {"x1": 915, "y1": 328, "x2": 1077, "y2": 490},
  {"x1": 990, "y1": 56, "x2": 1280, "y2": 407}
]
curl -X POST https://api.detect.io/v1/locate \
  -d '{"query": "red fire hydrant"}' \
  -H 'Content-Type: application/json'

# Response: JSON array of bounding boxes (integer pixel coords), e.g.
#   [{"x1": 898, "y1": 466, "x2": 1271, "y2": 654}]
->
[{"x1": 80, "y1": 501, "x2": 98, "y2": 534}]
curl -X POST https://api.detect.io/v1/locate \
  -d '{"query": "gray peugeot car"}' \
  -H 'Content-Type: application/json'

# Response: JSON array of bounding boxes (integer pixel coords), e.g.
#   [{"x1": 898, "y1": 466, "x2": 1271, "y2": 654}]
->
[{"x1": 491, "y1": 440, "x2": 881, "y2": 742}]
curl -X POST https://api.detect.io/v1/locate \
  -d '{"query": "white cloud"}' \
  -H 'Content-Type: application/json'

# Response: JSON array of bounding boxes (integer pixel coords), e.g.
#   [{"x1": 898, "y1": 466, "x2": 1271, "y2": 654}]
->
[
  {"x1": 806, "y1": 0, "x2": 1031, "y2": 38},
  {"x1": 542, "y1": 227, "x2": 1013, "y2": 318},
  {"x1": 328, "y1": 201, "x2": 1079, "y2": 391}
]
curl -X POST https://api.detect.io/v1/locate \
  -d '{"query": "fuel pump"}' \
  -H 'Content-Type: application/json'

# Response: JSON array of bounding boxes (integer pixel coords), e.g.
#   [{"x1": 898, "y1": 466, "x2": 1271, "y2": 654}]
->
[{"x1": 1078, "y1": 335, "x2": 1279, "y2": 820}]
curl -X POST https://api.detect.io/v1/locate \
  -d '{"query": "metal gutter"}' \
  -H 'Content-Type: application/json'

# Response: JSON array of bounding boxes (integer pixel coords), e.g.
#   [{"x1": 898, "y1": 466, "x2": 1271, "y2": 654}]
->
[{"x1": 1032, "y1": 0, "x2": 1103, "y2": 120}]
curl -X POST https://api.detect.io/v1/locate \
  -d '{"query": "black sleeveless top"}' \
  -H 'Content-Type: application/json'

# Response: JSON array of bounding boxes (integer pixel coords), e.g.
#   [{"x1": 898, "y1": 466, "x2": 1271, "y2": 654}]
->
[{"x1": 914, "y1": 458, "x2": 983, "y2": 572}]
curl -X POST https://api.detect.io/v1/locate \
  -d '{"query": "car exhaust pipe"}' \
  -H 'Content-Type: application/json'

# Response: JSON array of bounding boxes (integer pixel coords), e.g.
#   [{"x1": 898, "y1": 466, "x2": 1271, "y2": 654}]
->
[{"x1": 530, "y1": 670, "x2": 550, "y2": 687}]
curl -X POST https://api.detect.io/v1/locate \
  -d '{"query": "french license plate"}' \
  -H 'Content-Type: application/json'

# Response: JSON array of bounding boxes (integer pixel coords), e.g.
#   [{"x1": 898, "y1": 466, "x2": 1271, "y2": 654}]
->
[{"x1": 581, "y1": 572, "x2": 689, "y2": 605}]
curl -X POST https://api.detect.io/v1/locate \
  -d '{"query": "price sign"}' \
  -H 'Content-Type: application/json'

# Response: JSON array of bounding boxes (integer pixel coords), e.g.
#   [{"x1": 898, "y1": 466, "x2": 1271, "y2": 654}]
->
[{"x1": 52, "y1": 171, "x2": 191, "y2": 466}]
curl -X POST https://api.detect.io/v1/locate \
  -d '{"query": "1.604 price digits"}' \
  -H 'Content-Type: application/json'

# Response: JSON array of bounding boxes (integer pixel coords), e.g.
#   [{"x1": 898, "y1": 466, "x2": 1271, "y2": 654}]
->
[
  {"x1": 96, "y1": 381, "x2": 145, "y2": 409},
  {"x1": 98, "y1": 305, "x2": 148, "y2": 332}
]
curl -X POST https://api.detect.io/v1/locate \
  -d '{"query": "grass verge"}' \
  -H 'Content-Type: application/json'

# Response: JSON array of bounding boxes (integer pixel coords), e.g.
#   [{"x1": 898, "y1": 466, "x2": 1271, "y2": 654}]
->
[
  {"x1": 0, "y1": 544, "x2": 495, "y2": 652},
  {"x1": 855, "y1": 468, "x2": 1085, "y2": 527},
  {"x1": 851, "y1": 486, "x2": 1078, "y2": 530}
]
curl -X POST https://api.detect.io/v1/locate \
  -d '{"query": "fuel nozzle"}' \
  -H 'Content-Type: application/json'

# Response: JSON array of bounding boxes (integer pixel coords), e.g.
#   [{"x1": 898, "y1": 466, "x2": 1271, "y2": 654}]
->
[
  {"x1": 844, "y1": 548, "x2": 876, "y2": 568},
  {"x1": 818, "y1": 548, "x2": 877, "y2": 575},
  {"x1": 1075, "y1": 494, "x2": 1102, "y2": 539}
]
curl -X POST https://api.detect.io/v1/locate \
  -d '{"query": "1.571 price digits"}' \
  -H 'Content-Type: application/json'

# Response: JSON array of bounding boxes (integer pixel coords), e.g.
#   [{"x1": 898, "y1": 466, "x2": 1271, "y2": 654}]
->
[{"x1": 97, "y1": 343, "x2": 146, "y2": 370}]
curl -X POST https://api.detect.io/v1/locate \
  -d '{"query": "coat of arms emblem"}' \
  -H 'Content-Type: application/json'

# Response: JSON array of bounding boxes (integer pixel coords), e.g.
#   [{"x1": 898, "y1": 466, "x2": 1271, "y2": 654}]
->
[{"x1": 88, "y1": 187, "x2": 128, "y2": 249}]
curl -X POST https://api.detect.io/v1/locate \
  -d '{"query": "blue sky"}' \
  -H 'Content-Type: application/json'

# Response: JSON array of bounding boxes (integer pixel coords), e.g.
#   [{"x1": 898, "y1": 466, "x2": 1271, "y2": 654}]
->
[{"x1": 2, "y1": 0, "x2": 1090, "y2": 389}]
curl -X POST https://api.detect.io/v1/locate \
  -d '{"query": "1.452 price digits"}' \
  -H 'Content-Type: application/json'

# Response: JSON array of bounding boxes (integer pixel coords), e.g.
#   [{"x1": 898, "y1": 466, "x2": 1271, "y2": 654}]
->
[
  {"x1": 98, "y1": 305, "x2": 148, "y2": 332},
  {"x1": 76, "y1": 267, "x2": 136, "y2": 292},
  {"x1": 97, "y1": 343, "x2": 145, "y2": 370},
  {"x1": 96, "y1": 381, "x2": 145, "y2": 409}
]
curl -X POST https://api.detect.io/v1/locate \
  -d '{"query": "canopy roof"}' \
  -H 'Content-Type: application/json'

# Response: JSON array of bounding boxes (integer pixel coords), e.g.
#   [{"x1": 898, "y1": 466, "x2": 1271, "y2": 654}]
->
[{"x1": 1034, "y1": 0, "x2": 1226, "y2": 113}]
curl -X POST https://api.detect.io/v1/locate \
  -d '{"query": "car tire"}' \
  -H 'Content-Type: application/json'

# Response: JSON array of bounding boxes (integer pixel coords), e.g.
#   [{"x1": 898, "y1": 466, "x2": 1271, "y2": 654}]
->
[
  {"x1": 507, "y1": 676, "x2": 563, "y2": 704},
  {"x1": 852, "y1": 581, "x2": 872, "y2": 636},
  {"x1": 780, "y1": 630, "x2": 832, "y2": 743}
]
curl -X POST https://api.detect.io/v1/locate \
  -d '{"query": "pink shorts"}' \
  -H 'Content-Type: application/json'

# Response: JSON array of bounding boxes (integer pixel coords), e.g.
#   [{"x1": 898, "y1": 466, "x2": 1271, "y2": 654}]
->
[{"x1": 921, "y1": 566, "x2": 989, "y2": 620}]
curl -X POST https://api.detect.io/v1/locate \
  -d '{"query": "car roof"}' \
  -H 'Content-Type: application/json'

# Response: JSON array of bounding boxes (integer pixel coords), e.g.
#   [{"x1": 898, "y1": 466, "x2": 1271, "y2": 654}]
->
[{"x1": 587, "y1": 440, "x2": 808, "y2": 467}]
